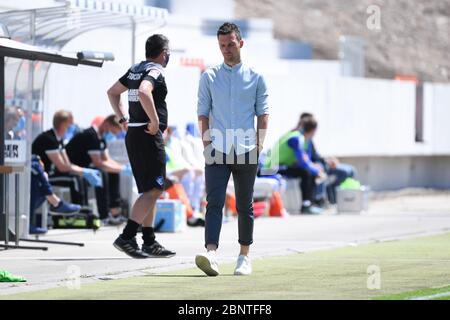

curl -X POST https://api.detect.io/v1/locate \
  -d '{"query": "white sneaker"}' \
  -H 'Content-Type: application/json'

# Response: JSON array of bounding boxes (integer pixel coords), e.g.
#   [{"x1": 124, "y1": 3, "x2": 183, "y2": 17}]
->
[
  {"x1": 234, "y1": 255, "x2": 252, "y2": 276},
  {"x1": 195, "y1": 252, "x2": 219, "y2": 276}
]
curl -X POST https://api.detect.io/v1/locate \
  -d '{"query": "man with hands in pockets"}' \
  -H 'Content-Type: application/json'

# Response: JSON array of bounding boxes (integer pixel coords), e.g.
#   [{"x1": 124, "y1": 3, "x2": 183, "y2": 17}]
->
[{"x1": 195, "y1": 22, "x2": 269, "y2": 276}]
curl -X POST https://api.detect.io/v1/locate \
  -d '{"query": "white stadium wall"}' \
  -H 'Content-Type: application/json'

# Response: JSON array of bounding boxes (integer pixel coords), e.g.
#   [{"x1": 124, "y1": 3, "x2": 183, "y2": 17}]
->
[
  {"x1": 263, "y1": 75, "x2": 450, "y2": 158},
  {"x1": 424, "y1": 82, "x2": 450, "y2": 155},
  {"x1": 262, "y1": 75, "x2": 418, "y2": 157}
]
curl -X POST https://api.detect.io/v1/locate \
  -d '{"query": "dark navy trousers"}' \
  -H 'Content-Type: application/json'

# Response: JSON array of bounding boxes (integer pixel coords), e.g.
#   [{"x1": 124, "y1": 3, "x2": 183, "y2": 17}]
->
[{"x1": 203, "y1": 147, "x2": 258, "y2": 248}]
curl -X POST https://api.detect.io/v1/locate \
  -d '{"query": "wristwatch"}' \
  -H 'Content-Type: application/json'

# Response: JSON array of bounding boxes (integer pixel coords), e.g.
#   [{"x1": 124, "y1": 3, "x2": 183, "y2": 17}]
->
[{"x1": 118, "y1": 116, "x2": 128, "y2": 124}]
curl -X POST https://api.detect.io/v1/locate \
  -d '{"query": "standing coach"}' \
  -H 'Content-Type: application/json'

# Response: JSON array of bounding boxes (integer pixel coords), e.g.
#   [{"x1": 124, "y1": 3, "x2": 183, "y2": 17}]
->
[
  {"x1": 195, "y1": 22, "x2": 269, "y2": 276},
  {"x1": 106, "y1": 34, "x2": 175, "y2": 258}
]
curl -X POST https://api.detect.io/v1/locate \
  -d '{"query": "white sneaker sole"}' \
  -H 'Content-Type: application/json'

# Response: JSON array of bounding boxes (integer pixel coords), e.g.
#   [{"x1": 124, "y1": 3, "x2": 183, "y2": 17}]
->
[
  {"x1": 234, "y1": 270, "x2": 252, "y2": 276},
  {"x1": 195, "y1": 255, "x2": 219, "y2": 277}
]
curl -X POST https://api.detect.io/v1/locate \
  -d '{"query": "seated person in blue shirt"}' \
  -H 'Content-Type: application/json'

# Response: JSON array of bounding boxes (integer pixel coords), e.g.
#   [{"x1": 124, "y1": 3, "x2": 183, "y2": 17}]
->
[
  {"x1": 30, "y1": 155, "x2": 81, "y2": 234},
  {"x1": 263, "y1": 117, "x2": 325, "y2": 214},
  {"x1": 297, "y1": 113, "x2": 356, "y2": 205}
]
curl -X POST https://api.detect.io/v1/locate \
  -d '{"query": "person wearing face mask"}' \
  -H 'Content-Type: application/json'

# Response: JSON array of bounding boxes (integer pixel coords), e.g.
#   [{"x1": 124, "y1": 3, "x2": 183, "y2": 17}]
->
[
  {"x1": 63, "y1": 113, "x2": 82, "y2": 144},
  {"x1": 65, "y1": 115, "x2": 132, "y2": 226},
  {"x1": 106, "y1": 34, "x2": 175, "y2": 258}
]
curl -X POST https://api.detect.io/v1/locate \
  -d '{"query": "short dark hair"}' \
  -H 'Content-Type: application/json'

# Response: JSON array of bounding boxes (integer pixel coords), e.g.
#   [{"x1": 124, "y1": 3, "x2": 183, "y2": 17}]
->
[
  {"x1": 303, "y1": 117, "x2": 318, "y2": 133},
  {"x1": 145, "y1": 34, "x2": 169, "y2": 58},
  {"x1": 295, "y1": 112, "x2": 313, "y2": 130},
  {"x1": 217, "y1": 22, "x2": 242, "y2": 41},
  {"x1": 300, "y1": 112, "x2": 313, "y2": 120}
]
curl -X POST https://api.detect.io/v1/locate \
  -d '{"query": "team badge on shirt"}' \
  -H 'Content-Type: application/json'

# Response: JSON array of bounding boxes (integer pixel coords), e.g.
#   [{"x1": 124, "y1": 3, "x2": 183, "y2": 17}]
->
[{"x1": 156, "y1": 176, "x2": 164, "y2": 187}]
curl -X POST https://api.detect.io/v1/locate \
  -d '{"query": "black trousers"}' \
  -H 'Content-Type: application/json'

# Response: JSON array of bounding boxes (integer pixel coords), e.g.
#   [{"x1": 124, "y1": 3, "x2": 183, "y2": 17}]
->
[
  {"x1": 95, "y1": 171, "x2": 121, "y2": 219},
  {"x1": 125, "y1": 127, "x2": 166, "y2": 193},
  {"x1": 49, "y1": 170, "x2": 121, "y2": 219},
  {"x1": 48, "y1": 171, "x2": 88, "y2": 206},
  {"x1": 277, "y1": 166, "x2": 316, "y2": 203}
]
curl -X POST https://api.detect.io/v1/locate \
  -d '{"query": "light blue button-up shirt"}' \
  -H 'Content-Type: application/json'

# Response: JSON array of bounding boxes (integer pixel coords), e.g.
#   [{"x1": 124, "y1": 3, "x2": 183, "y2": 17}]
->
[{"x1": 197, "y1": 62, "x2": 269, "y2": 155}]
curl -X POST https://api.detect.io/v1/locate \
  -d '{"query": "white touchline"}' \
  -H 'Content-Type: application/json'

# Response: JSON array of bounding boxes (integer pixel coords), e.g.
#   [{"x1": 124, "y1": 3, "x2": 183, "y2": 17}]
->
[{"x1": 410, "y1": 291, "x2": 450, "y2": 300}]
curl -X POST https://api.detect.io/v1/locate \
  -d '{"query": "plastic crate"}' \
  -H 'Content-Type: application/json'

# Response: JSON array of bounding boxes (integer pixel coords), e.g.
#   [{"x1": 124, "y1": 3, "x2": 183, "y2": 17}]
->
[
  {"x1": 336, "y1": 186, "x2": 370, "y2": 214},
  {"x1": 155, "y1": 200, "x2": 186, "y2": 232}
]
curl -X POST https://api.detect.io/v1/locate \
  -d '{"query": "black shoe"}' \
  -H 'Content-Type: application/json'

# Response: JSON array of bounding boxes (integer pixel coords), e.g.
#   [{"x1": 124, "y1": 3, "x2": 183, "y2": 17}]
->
[
  {"x1": 301, "y1": 205, "x2": 324, "y2": 215},
  {"x1": 187, "y1": 217, "x2": 205, "y2": 227},
  {"x1": 102, "y1": 213, "x2": 126, "y2": 227},
  {"x1": 141, "y1": 240, "x2": 176, "y2": 258},
  {"x1": 113, "y1": 236, "x2": 150, "y2": 259},
  {"x1": 313, "y1": 198, "x2": 328, "y2": 209}
]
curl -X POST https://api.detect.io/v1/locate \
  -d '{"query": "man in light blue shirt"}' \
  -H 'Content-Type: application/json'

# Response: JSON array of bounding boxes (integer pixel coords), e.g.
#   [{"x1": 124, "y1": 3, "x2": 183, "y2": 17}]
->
[{"x1": 195, "y1": 22, "x2": 269, "y2": 277}]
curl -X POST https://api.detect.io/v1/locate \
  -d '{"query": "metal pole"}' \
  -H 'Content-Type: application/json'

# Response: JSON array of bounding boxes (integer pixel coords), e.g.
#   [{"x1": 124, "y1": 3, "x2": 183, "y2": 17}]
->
[
  {"x1": 15, "y1": 173, "x2": 20, "y2": 245},
  {"x1": 19, "y1": 238, "x2": 84, "y2": 247},
  {"x1": 22, "y1": 10, "x2": 37, "y2": 239},
  {"x1": 131, "y1": 18, "x2": 136, "y2": 65},
  {"x1": 41, "y1": 193, "x2": 48, "y2": 231},
  {"x1": 13, "y1": 60, "x2": 25, "y2": 98},
  {"x1": 4, "y1": 173, "x2": 9, "y2": 247},
  {"x1": 2, "y1": 173, "x2": 5, "y2": 246},
  {"x1": 0, "y1": 243, "x2": 48, "y2": 251},
  {"x1": 0, "y1": 56, "x2": 5, "y2": 212}
]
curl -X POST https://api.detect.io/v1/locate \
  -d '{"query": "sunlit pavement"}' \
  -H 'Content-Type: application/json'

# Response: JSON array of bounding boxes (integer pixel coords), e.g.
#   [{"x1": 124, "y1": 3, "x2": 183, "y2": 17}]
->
[{"x1": 1, "y1": 190, "x2": 450, "y2": 296}]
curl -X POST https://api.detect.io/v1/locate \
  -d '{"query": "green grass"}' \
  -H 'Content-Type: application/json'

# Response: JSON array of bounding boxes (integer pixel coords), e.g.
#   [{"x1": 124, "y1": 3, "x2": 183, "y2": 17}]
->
[
  {"x1": 376, "y1": 285, "x2": 450, "y2": 300},
  {"x1": 3, "y1": 233, "x2": 450, "y2": 300}
]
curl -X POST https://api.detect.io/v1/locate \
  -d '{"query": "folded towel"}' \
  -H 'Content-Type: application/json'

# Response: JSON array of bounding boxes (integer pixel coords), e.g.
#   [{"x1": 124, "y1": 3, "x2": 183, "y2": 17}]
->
[{"x1": 0, "y1": 270, "x2": 26, "y2": 282}]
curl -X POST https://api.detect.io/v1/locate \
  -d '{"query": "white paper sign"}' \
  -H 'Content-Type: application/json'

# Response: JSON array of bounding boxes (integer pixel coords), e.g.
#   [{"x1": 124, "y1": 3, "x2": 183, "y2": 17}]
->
[{"x1": 4, "y1": 140, "x2": 27, "y2": 164}]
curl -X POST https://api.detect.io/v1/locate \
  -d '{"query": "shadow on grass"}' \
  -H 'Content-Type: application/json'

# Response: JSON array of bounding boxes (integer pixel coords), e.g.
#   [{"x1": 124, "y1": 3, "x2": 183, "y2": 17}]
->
[
  {"x1": 143, "y1": 274, "x2": 235, "y2": 278},
  {"x1": 37, "y1": 258, "x2": 130, "y2": 261}
]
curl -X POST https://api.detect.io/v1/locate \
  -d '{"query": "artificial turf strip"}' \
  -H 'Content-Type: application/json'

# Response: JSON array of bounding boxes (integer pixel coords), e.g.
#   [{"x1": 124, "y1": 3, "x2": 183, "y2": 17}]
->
[{"x1": 2, "y1": 232, "x2": 450, "y2": 300}]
